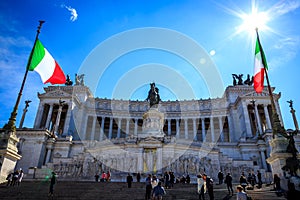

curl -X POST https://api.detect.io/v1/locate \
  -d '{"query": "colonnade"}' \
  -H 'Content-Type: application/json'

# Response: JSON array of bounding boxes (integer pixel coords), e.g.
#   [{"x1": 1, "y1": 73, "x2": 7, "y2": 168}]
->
[
  {"x1": 34, "y1": 103, "x2": 71, "y2": 135},
  {"x1": 81, "y1": 115, "x2": 231, "y2": 142},
  {"x1": 245, "y1": 103, "x2": 273, "y2": 137}
]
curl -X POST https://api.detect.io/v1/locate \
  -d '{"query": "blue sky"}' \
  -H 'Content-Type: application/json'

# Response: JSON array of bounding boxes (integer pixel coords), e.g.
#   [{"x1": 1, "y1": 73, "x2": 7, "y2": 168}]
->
[{"x1": 0, "y1": 0, "x2": 299, "y2": 130}]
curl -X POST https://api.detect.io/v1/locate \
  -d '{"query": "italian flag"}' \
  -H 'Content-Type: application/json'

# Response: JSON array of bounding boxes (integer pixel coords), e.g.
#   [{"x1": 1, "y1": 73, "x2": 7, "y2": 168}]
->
[
  {"x1": 28, "y1": 39, "x2": 66, "y2": 84},
  {"x1": 254, "y1": 35, "x2": 268, "y2": 93}
]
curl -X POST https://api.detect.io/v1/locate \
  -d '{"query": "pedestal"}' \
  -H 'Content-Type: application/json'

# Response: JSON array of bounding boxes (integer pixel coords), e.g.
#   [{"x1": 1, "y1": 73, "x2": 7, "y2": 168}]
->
[
  {"x1": 266, "y1": 135, "x2": 293, "y2": 191},
  {"x1": 139, "y1": 108, "x2": 165, "y2": 138},
  {"x1": 0, "y1": 131, "x2": 21, "y2": 182}
]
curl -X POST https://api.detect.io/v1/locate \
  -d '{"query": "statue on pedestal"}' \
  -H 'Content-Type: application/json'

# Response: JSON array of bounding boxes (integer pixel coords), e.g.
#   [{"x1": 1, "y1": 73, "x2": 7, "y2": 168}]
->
[
  {"x1": 146, "y1": 82, "x2": 161, "y2": 108},
  {"x1": 281, "y1": 100, "x2": 300, "y2": 177}
]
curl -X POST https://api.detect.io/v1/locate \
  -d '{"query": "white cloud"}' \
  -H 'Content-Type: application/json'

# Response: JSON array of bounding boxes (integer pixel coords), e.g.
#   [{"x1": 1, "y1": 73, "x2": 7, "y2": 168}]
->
[
  {"x1": 63, "y1": 5, "x2": 78, "y2": 22},
  {"x1": 270, "y1": 0, "x2": 300, "y2": 17},
  {"x1": 269, "y1": 36, "x2": 300, "y2": 70}
]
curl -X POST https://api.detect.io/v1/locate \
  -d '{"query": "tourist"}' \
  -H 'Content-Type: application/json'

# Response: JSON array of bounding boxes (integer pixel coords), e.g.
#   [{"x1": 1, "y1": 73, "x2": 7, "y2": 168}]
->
[
  {"x1": 239, "y1": 173, "x2": 248, "y2": 191},
  {"x1": 48, "y1": 172, "x2": 57, "y2": 197},
  {"x1": 256, "y1": 170, "x2": 262, "y2": 188},
  {"x1": 94, "y1": 173, "x2": 99, "y2": 182},
  {"x1": 126, "y1": 173, "x2": 133, "y2": 188},
  {"x1": 180, "y1": 175, "x2": 186, "y2": 183},
  {"x1": 225, "y1": 172, "x2": 233, "y2": 195},
  {"x1": 247, "y1": 173, "x2": 253, "y2": 187},
  {"x1": 137, "y1": 172, "x2": 141, "y2": 182},
  {"x1": 273, "y1": 174, "x2": 281, "y2": 192},
  {"x1": 145, "y1": 174, "x2": 152, "y2": 200},
  {"x1": 163, "y1": 171, "x2": 170, "y2": 188},
  {"x1": 12, "y1": 170, "x2": 19, "y2": 186},
  {"x1": 204, "y1": 174, "x2": 214, "y2": 200},
  {"x1": 236, "y1": 185, "x2": 248, "y2": 200},
  {"x1": 287, "y1": 180, "x2": 298, "y2": 200},
  {"x1": 106, "y1": 171, "x2": 111, "y2": 182},
  {"x1": 17, "y1": 169, "x2": 24, "y2": 186},
  {"x1": 101, "y1": 171, "x2": 106, "y2": 182},
  {"x1": 151, "y1": 175, "x2": 159, "y2": 188},
  {"x1": 186, "y1": 174, "x2": 191, "y2": 184},
  {"x1": 250, "y1": 172, "x2": 256, "y2": 187},
  {"x1": 197, "y1": 174, "x2": 206, "y2": 200},
  {"x1": 152, "y1": 181, "x2": 166, "y2": 200},
  {"x1": 217, "y1": 170, "x2": 224, "y2": 185},
  {"x1": 169, "y1": 172, "x2": 175, "y2": 188},
  {"x1": 6, "y1": 172, "x2": 13, "y2": 186}
]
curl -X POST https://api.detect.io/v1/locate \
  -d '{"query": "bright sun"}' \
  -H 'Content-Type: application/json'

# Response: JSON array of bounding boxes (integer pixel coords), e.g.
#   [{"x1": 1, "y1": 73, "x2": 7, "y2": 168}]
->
[
  {"x1": 221, "y1": 0, "x2": 273, "y2": 38},
  {"x1": 238, "y1": 8, "x2": 270, "y2": 34}
]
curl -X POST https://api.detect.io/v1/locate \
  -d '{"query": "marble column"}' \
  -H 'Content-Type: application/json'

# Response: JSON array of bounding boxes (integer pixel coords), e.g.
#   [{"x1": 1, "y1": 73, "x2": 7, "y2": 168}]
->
[
  {"x1": 184, "y1": 118, "x2": 188, "y2": 139},
  {"x1": 54, "y1": 104, "x2": 63, "y2": 134},
  {"x1": 192, "y1": 118, "x2": 197, "y2": 140},
  {"x1": 201, "y1": 118, "x2": 206, "y2": 142},
  {"x1": 176, "y1": 119, "x2": 180, "y2": 139},
  {"x1": 210, "y1": 117, "x2": 215, "y2": 142},
  {"x1": 254, "y1": 104, "x2": 263, "y2": 135},
  {"x1": 134, "y1": 118, "x2": 138, "y2": 135},
  {"x1": 108, "y1": 117, "x2": 113, "y2": 139},
  {"x1": 263, "y1": 105, "x2": 272, "y2": 129},
  {"x1": 126, "y1": 118, "x2": 130, "y2": 136},
  {"x1": 100, "y1": 117, "x2": 105, "y2": 141},
  {"x1": 90, "y1": 116, "x2": 96, "y2": 140},
  {"x1": 242, "y1": 102, "x2": 252, "y2": 137},
  {"x1": 218, "y1": 116, "x2": 224, "y2": 142},
  {"x1": 227, "y1": 115, "x2": 234, "y2": 142},
  {"x1": 167, "y1": 119, "x2": 171, "y2": 136},
  {"x1": 34, "y1": 103, "x2": 44, "y2": 128},
  {"x1": 117, "y1": 118, "x2": 121, "y2": 138},
  {"x1": 81, "y1": 115, "x2": 88, "y2": 140},
  {"x1": 45, "y1": 104, "x2": 53, "y2": 130},
  {"x1": 63, "y1": 105, "x2": 71, "y2": 134}
]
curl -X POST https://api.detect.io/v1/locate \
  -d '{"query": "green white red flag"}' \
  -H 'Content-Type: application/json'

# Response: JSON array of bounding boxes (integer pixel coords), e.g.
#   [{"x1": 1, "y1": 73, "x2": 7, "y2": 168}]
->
[
  {"x1": 28, "y1": 39, "x2": 66, "y2": 84},
  {"x1": 254, "y1": 35, "x2": 268, "y2": 93}
]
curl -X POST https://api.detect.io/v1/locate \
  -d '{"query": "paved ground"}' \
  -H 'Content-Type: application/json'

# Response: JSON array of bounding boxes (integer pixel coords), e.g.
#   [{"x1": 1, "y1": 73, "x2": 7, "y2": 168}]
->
[{"x1": 0, "y1": 180, "x2": 288, "y2": 200}]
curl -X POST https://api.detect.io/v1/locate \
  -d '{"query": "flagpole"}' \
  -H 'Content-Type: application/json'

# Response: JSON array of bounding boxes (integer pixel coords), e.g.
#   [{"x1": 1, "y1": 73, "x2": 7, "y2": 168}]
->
[
  {"x1": 3, "y1": 20, "x2": 45, "y2": 132},
  {"x1": 255, "y1": 28, "x2": 285, "y2": 137}
]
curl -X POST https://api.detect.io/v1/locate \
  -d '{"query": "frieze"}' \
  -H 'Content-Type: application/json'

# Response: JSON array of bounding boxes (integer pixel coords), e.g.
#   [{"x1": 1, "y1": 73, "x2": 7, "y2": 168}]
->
[{"x1": 38, "y1": 90, "x2": 72, "y2": 98}]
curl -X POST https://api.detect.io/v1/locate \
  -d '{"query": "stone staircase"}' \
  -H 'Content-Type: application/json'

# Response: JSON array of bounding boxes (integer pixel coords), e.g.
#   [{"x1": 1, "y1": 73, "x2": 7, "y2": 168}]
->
[{"x1": 0, "y1": 180, "x2": 287, "y2": 200}]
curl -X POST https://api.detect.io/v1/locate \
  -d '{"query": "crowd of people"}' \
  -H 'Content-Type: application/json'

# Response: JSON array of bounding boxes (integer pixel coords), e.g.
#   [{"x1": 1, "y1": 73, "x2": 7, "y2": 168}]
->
[
  {"x1": 144, "y1": 173, "x2": 167, "y2": 200},
  {"x1": 6, "y1": 169, "x2": 24, "y2": 187},
  {"x1": 4, "y1": 168, "x2": 292, "y2": 200},
  {"x1": 92, "y1": 169, "x2": 282, "y2": 200},
  {"x1": 197, "y1": 170, "x2": 266, "y2": 200},
  {"x1": 94, "y1": 171, "x2": 111, "y2": 182}
]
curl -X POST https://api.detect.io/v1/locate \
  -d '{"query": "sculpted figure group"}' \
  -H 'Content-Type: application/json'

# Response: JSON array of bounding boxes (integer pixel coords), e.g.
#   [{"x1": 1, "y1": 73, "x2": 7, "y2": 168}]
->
[{"x1": 232, "y1": 74, "x2": 253, "y2": 86}]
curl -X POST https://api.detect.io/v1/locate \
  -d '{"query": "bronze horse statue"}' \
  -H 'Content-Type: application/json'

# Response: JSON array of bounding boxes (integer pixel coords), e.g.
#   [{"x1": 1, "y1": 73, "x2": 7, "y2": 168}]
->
[{"x1": 146, "y1": 82, "x2": 161, "y2": 107}]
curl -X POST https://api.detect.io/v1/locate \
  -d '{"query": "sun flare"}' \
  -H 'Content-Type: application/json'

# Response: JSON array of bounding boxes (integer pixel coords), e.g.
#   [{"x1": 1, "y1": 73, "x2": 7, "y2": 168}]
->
[{"x1": 238, "y1": 9, "x2": 270, "y2": 33}]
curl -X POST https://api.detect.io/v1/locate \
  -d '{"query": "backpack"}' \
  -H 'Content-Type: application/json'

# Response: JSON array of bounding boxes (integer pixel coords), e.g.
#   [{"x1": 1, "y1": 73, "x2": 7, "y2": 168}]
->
[
  {"x1": 154, "y1": 186, "x2": 166, "y2": 196},
  {"x1": 206, "y1": 178, "x2": 213, "y2": 189}
]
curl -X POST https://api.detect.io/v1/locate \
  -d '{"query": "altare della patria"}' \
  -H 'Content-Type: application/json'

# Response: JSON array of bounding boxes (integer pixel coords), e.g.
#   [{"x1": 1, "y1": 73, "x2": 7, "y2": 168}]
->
[{"x1": 1, "y1": 70, "x2": 299, "y2": 192}]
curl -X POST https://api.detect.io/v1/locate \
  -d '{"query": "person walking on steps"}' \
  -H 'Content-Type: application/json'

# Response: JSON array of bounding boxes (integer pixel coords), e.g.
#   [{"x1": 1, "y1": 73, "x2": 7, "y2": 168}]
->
[{"x1": 225, "y1": 172, "x2": 233, "y2": 195}]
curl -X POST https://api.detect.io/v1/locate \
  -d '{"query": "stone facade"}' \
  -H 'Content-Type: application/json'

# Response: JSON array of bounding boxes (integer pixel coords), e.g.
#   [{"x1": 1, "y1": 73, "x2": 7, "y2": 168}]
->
[{"x1": 14, "y1": 84, "x2": 300, "y2": 182}]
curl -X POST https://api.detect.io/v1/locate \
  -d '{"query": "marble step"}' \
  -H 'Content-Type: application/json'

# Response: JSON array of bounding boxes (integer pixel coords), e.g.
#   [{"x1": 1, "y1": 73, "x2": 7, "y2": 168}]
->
[{"x1": 0, "y1": 181, "x2": 287, "y2": 200}]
